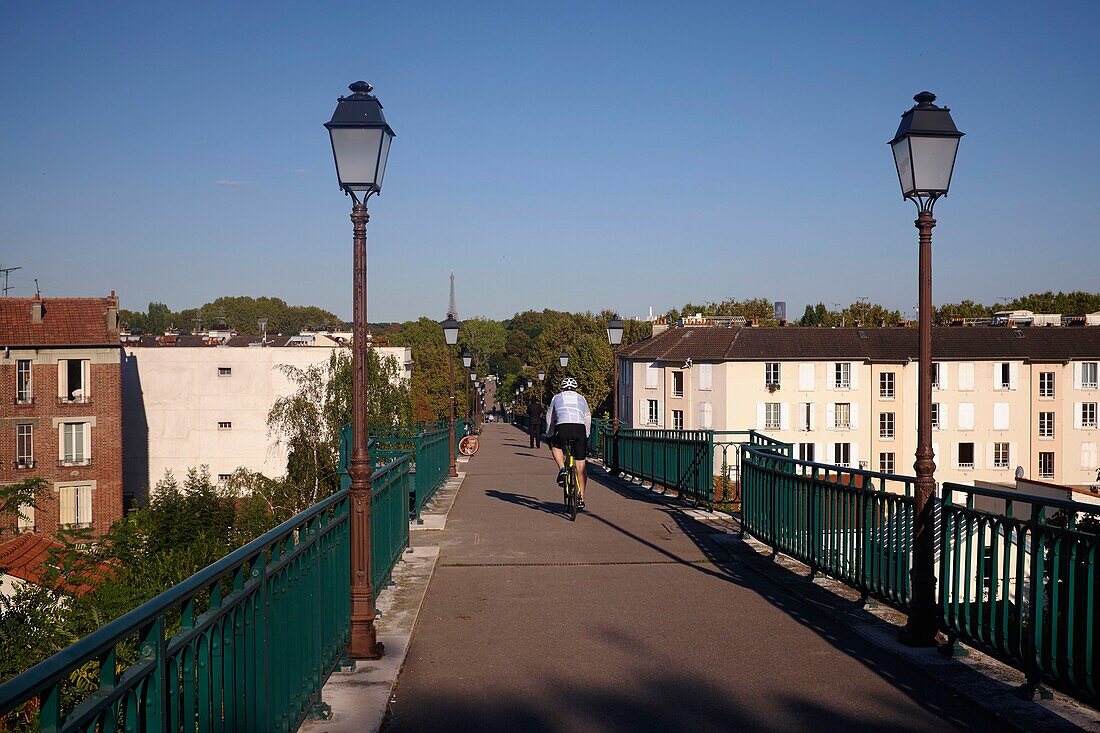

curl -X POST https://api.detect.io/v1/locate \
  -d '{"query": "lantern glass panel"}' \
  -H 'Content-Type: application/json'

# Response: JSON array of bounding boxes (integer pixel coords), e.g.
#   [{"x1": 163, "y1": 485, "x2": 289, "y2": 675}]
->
[
  {"x1": 910, "y1": 136, "x2": 959, "y2": 194},
  {"x1": 892, "y1": 138, "x2": 913, "y2": 196},
  {"x1": 330, "y1": 128, "x2": 384, "y2": 190},
  {"x1": 376, "y1": 132, "x2": 392, "y2": 188}
]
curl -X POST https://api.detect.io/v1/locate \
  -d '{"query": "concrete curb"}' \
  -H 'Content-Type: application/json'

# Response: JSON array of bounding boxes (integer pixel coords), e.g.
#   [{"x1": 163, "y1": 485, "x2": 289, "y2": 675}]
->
[{"x1": 593, "y1": 461, "x2": 1100, "y2": 733}]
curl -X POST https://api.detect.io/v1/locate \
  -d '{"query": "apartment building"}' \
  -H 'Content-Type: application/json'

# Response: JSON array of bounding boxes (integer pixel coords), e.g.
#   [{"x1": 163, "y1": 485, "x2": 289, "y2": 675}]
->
[
  {"x1": 0, "y1": 294, "x2": 124, "y2": 538},
  {"x1": 618, "y1": 327, "x2": 1100, "y2": 488},
  {"x1": 122, "y1": 337, "x2": 412, "y2": 500}
]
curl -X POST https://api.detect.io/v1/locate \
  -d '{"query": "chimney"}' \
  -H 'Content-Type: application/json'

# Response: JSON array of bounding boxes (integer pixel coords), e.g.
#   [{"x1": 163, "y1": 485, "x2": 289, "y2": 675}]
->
[
  {"x1": 31, "y1": 292, "x2": 43, "y2": 324},
  {"x1": 106, "y1": 291, "x2": 120, "y2": 337}
]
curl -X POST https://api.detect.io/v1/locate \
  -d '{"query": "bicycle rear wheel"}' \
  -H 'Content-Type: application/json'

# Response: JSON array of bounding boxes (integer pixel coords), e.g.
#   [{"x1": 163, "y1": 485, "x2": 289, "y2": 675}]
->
[{"x1": 566, "y1": 466, "x2": 578, "y2": 521}]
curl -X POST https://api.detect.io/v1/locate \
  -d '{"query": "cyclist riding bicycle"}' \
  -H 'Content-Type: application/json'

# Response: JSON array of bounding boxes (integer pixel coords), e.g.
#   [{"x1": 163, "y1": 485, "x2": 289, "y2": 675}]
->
[{"x1": 544, "y1": 377, "x2": 592, "y2": 509}]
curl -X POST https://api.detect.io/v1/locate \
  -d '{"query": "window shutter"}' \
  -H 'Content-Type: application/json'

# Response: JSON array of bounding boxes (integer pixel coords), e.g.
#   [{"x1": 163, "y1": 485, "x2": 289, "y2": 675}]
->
[
  {"x1": 1009, "y1": 363, "x2": 1019, "y2": 390},
  {"x1": 825, "y1": 365, "x2": 834, "y2": 391},
  {"x1": 993, "y1": 403, "x2": 1009, "y2": 431},
  {"x1": 639, "y1": 399, "x2": 648, "y2": 426},
  {"x1": 1083, "y1": 443, "x2": 1092, "y2": 469},
  {"x1": 973, "y1": 443, "x2": 983, "y2": 470},
  {"x1": 796, "y1": 403, "x2": 806, "y2": 431},
  {"x1": 958, "y1": 403, "x2": 974, "y2": 430},
  {"x1": 780, "y1": 403, "x2": 790, "y2": 430},
  {"x1": 808, "y1": 404, "x2": 816, "y2": 431},
  {"x1": 646, "y1": 362, "x2": 659, "y2": 388},
  {"x1": 756, "y1": 403, "x2": 766, "y2": 430},
  {"x1": 938, "y1": 363, "x2": 949, "y2": 390},
  {"x1": 850, "y1": 365, "x2": 859, "y2": 390},
  {"x1": 850, "y1": 403, "x2": 859, "y2": 430},
  {"x1": 656, "y1": 401, "x2": 664, "y2": 427},
  {"x1": 799, "y1": 363, "x2": 814, "y2": 391},
  {"x1": 57, "y1": 360, "x2": 66, "y2": 398},
  {"x1": 79, "y1": 487, "x2": 92, "y2": 525},
  {"x1": 1074, "y1": 403, "x2": 1084, "y2": 430},
  {"x1": 1010, "y1": 442, "x2": 1018, "y2": 470},
  {"x1": 699, "y1": 364, "x2": 712, "y2": 390},
  {"x1": 1075, "y1": 363, "x2": 1083, "y2": 390},
  {"x1": 952, "y1": 442, "x2": 960, "y2": 468},
  {"x1": 988, "y1": 442, "x2": 996, "y2": 468},
  {"x1": 993, "y1": 362, "x2": 1002, "y2": 388},
  {"x1": 825, "y1": 443, "x2": 833, "y2": 464},
  {"x1": 82, "y1": 360, "x2": 90, "y2": 399},
  {"x1": 59, "y1": 486, "x2": 75, "y2": 525},
  {"x1": 850, "y1": 443, "x2": 859, "y2": 467},
  {"x1": 826, "y1": 403, "x2": 836, "y2": 429},
  {"x1": 932, "y1": 442, "x2": 940, "y2": 462},
  {"x1": 938, "y1": 404, "x2": 947, "y2": 430},
  {"x1": 958, "y1": 362, "x2": 974, "y2": 391}
]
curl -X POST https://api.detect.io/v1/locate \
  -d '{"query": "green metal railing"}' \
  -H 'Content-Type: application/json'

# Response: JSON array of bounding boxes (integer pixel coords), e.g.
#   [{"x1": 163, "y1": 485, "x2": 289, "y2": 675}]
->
[
  {"x1": 740, "y1": 447, "x2": 1100, "y2": 705},
  {"x1": 588, "y1": 418, "x2": 610, "y2": 461},
  {"x1": 940, "y1": 483, "x2": 1099, "y2": 702},
  {"x1": 340, "y1": 424, "x2": 452, "y2": 521},
  {"x1": 0, "y1": 491, "x2": 353, "y2": 732},
  {"x1": 613, "y1": 429, "x2": 715, "y2": 505},
  {"x1": 741, "y1": 447, "x2": 915, "y2": 610}
]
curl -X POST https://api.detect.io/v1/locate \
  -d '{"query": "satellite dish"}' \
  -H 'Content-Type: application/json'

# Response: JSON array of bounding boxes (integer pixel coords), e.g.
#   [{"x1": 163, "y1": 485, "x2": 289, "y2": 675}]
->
[{"x1": 1015, "y1": 466, "x2": 1025, "y2": 479}]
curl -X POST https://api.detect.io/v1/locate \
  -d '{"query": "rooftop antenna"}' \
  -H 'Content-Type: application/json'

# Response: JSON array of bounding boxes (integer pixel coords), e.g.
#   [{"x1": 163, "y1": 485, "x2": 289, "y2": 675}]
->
[
  {"x1": 447, "y1": 271, "x2": 458, "y2": 320},
  {"x1": 0, "y1": 265, "x2": 21, "y2": 296}
]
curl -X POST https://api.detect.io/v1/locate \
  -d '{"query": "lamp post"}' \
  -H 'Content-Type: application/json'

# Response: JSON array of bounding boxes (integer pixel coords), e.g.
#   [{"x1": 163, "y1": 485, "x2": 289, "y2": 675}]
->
[
  {"x1": 559, "y1": 350, "x2": 570, "y2": 369},
  {"x1": 442, "y1": 317, "x2": 460, "y2": 476},
  {"x1": 889, "y1": 91, "x2": 963, "y2": 647},
  {"x1": 325, "y1": 81, "x2": 395, "y2": 660},
  {"x1": 461, "y1": 349, "x2": 473, "y2": 427},
  {"x1": 470, "y1": 371, "x2": 478, "y2": 431},
  {"x1": 606, "y1": 316, "x2": 624, "y2": 471},
  {"x1": 258, "y1": 318, "x2": 268, "y2": 346}
]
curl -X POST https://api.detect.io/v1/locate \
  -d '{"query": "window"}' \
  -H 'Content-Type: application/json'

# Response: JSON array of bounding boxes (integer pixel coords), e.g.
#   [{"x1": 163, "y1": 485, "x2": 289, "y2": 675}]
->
[
  {"x1": 1039, "y1": 452, "x2": 1055, "y2": 479},
  {"x1": 647, "y1": 399, "x2": 659, "y2": 424},
  {"x1": 62, "y1": 422, "x2": 87, "y2": 465},
  {"x1": 879, "y1": 452, "x2": 895, "y2": 474},
  {"x1": 834, "y1": 442, "x2": 851, "y2": 467},
  {"x1": 1082, "y1": 403, "x2": 1098, "y2": 429},
  {"x1": 16, "y1": 503, "x2": 34, "y2": 532},
  {"x1": 645, "y1": 362, "x2": 659, "y2": 389},
  {"x1": 672, "y1": 410, "x2": 684, "y2": 430},
  {"x1": 699, "y1": 401, "x2": 712, "y2": 428},
  {"x1": 798, "y1": 443, "x2": 815, "y2": 462},
  {"x1": 997, "y1": 362, "x2": 1011, "y2": 390},
  {"x1": 931, "y1": 403, "x2": 940, "y2": 430},
  {"x1": 765, "y1": 403, "x2": 781, "y2": 430},
  {"x1": 958, "y1": 362, "x2": 974, "y2": 391},
  {"x1": 59, "y1": 485, "x2": 93, "y2": 528},
  {"x1": 218, "y1": 367, "x2": 232, "y2": 376},
  {"x1": 218, "y1": 421, "x2": 233, "y2": 430},
  {"x1": 672, "y1": 371, "x2": 684, "y2": 397},
  {"x1": 834, "y1": 362, "x2": 850, "y2": 389},
  {"x1": 799, "y1": 402, "x2": 813, "y2": 431},
  {"x1": 931, "y1": 363, "x2": 941, "y2": 390},
  {"x1": 957, "y1": 442, "x2": 975, "y2": 469},
  {"x1": 765, "y1": 363, "x2": 781, "y2": 387},
  {"x1": 698, "y1": 364, "x2": 713, "y2": 390},
  {"x1": 16, "y1": 425, "x2": 33, "y2": 467},
  {"x1": 16, "y1": 359, "x2": 32, "y2": 403},
  {"x1": 798, "y1": 363, "x2": 814, "y2": 391},
  {"x1": 1039, "y1": 412, "x2": 1054, "y2": 439},
  {"x1": 993, "y1": 442, "x2": 1010, "y2": 469},
  {"x1": 1082, "y1": 362, "x2": 1098, "y2": 389},
  {"x1": 1039, "y1": 372, "x2": 1055, "y2": 399},
  {"x1": 958, "y1": 403, "x2": 975, "y2": 431},
  {"x1": 993, "y1": 403, "x2": 1010, "y2": 431},
  {"x1": 218, "y1": 473, "x2": 232, "y2": 483},
  {"x1": 59, "y1": 359, "x2": 89, "y2": 402},
  {"x1": 879, "y1": 412, "x2": 894, "y2": 439},
  {"x1": 834, "y1": 403, "x2": 851, "y2": 429},
  {"x1": 879, "y1": 372, "x2": 895, "y2": 399}
]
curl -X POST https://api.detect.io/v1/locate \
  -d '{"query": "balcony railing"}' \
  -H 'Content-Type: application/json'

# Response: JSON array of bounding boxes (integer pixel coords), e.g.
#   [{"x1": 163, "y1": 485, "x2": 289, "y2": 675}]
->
[
  {"x1": 57, "y1": 459, "x2": 92, "y2": 468},
  {"x1": 13, "y1": 397, "x2": 34, "y2": 406},
  {"x1": 13, "y1": 460, "x2": 36, "y2": 469},
  {"x1": 56, "y1": 396, "x2": 93, "y2": 405}
]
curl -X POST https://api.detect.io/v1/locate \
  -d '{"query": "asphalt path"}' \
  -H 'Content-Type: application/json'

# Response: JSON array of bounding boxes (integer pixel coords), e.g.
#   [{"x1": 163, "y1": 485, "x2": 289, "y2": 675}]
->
[{"x1": 383, "y1": 425, "x2": 996, "y2": 732}]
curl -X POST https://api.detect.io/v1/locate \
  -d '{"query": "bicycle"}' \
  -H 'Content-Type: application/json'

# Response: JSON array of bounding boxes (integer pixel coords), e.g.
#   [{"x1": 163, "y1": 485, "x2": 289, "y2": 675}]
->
[{"x1": 562, "y1": 437, "x2": 579, "y2": 521}]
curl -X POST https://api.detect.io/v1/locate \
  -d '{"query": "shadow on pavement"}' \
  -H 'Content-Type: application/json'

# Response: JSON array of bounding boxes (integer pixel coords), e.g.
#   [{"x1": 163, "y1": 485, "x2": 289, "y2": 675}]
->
[{"x1": 483, "y1": 489, "x2": 566, "y2": 517}]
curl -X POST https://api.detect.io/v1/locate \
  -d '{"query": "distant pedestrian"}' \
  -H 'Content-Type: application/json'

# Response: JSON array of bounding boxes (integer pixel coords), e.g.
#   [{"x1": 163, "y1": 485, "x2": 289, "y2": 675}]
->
[{"x1": 527, "y1": 397, "x2": 544, "y2": 448}]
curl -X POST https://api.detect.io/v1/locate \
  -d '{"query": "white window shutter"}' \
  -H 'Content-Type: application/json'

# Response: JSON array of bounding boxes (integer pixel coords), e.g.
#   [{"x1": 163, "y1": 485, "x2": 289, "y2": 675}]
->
[
  {"x1": 959, "y1": 403, "x2": 974, "y2": 430},
  {"x1": 993, "y1": 403, "x2": 1009, "y2": 431},
  {"x1": 59, "y1": 486, "x2": 75, "y2": 524},
  {"x1": 1010, "y1": 442, "x2": 1018, "y2": 469},
  {"x1": 656, "y1": 400, "x2": 664, "y2": 427},
  {"x1": 1075, "y1": 363, "x2": 1083, "y2": 390},
  {"x1": 951, "y1": 442, "x2": 960, "y2": 468},
  {"x1": 1009, "y1": 362, "x2": 1019, "y2": 390},
  {"x1": 850, "y1": 403, "x2": 859, "y2": 430},
  {"x1": 780, "y1": 403, "x2": 790, "y2": 430},
  {"x1": 639, "y1": 399, "x2": 648, "y2": 426},
  {"x1": 808, "y1": 404, "x2": 816, "y2": 431},
  {"x1": 82, "y1": 360, "x2": 90, "y2": 398},
  {"x1": 815, "y1": 443, "x2": 824, "y2": 463},
  {"x1": 987, "y1": 442, "x2": 996, "y2": 468},
  {"x1": 825, "y1": 443, "x2": 833, "y2": 464},
  {"x1": 646, "y1": 362, "x2": 659, "y2": 388},
  {"x1": 973, "y1": 443, "x2": 983, "y2": 470},
  {"x1": 938, "y1": 363, "x2": 949, "y2": 390},
  {"x1": 699, "y1": 364, "x2": 712, "y2": 390},
  {"x1": 850, "y1": 442, "x2": 859, "y2": 467},
  {"x1": 1085, "y1": 442, "x2": 1098, "y2": 469},
  {"x1": 933, "y1": 442, "x2": 940, "y2": 462},
  {"x1": 756, "y1": 403, "x2": 766, "y2": 430},
  {"x1": 1074, "y1": 403, "x2": 1084, "y2": 430},
  {"x1": 993, "y1": 362, "x2": 1002, "y2": 388},
  {"x1": 825, "y1": 365, "x2": 834, "y2": 391},
  {"x1": 79, "y1": 487, "x2": 92, "y2": 524},
  {"x1": 799, "y1": 363, "x2": 814, "y2": 391},
  {"x1": 959, "y1": 362, "x2": 974, "y2": 391},
  {"x1": 796, "y1": 403, "x2": 806, "y2": 430},
  {"x1": 850, "y1": 365, "x2": 859, "y2": 390},
  {"x1": 826, "y1": 403, "x2": 836, "y2": 429},
  {"x1": 57, "y1": 360, "x2": 66, "y2": 398},
  {"x1": 938, "y1": 404, "x2": 947, "y2": 430}
]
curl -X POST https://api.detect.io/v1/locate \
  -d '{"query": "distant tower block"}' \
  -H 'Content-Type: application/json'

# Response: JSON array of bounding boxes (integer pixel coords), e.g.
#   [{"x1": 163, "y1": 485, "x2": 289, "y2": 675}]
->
[
  {"x1": 447, "y1": 271, "x2": 458, "y2": 320},
  {"x1": 774, "y1": 301, "x2": 787, "y2": 326}
]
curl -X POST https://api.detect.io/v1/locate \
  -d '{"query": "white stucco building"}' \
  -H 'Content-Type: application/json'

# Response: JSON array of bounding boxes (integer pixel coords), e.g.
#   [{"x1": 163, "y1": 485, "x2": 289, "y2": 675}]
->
[{"x1": 122, "y1": 336, "x2": 412, "y2": 500}]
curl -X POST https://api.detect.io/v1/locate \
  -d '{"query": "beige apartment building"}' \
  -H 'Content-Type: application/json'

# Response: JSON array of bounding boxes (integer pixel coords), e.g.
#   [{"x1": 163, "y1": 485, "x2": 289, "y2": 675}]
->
[{"x1": 618, "y1": 327, "x2": 1100, "y2": 489}]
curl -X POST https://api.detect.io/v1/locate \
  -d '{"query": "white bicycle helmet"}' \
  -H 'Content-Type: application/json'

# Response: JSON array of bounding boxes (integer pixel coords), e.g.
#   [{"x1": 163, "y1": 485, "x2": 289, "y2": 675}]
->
[{"x1": 560, "y1": 377, "x2": 579, "y2": 391}]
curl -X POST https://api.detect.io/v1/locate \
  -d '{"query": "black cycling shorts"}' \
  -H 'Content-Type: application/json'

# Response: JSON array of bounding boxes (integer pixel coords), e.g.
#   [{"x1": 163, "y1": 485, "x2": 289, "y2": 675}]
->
[{"x1": 549, "y1": 423, "x2": 588, "y2": 459}]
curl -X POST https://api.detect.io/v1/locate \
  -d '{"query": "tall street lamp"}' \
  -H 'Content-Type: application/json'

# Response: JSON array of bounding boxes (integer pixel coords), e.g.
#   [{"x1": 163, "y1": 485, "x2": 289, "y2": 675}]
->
[
  {"x1": 325, "y1": 80, "x2": 395, "y2": 660},
  {"x1": 606, "y1": 316, "x2": 624, "y2": 471},
  {"x1": 441, "y1": 317, "x2": 461, "y2": 476},
  {"x1": 889, "y1": 90, "x2": 963, "y2": 647}
]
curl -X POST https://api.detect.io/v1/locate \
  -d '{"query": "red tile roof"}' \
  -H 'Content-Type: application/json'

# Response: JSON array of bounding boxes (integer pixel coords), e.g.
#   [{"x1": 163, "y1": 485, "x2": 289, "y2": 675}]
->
[
  {"x1": 0, "y1": 533, "x2": 107, "y2": 595},
  {"x1": 620, "y1": 326, "x2": 1100, "y2": 362},
  {"x1": 0, "y1": 296, "x2": 119, "y2": 346}
]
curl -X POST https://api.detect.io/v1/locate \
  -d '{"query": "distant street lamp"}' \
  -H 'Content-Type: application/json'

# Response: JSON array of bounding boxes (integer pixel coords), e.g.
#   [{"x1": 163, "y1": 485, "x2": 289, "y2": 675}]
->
[
  {"x1": 559, "y1": 350, "x2": 570, "y2": 369},
  {"x1": 606, "y1": 316, "x2": 624, "y2": 471},
  {"x1": 461, "y1": 348, "x2": 473, "y2": 369},
  {"x1": 324, "y1": 80, "x2": 395, "y2": 660},
  {"x1": 258, "y1": 318, "x2": 269, "y2": 346},
  {"x1": 441, "y1": 317, "x2": 461, "y2": 477},
  {"x1": 889, "y1": 90, "x2": 963, "y2": 648}
]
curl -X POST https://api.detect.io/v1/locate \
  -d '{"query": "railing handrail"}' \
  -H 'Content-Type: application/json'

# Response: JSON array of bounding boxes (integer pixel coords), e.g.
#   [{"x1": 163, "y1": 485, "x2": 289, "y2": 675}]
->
[
  {"x1": 742, "y1": 446, "x2": 913, "y2": 488},
  {"x1": 942, "y1": 479, "x2": 1099, "y2": 514},
  {"x1": 0, "y1": 453, "x2": 405, "y2": 715}
]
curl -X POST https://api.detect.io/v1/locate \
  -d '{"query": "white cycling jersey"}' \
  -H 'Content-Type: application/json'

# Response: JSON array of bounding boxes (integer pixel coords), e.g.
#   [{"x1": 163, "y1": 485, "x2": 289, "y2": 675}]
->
[{"x1": 545, "y1": 390, "x2": 591, "y2": 437}]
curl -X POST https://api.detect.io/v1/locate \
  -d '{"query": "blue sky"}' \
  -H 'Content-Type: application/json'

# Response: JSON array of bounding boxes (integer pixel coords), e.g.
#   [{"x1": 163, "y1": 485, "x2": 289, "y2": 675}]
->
[{"x1": 1, "y1": 1, "x2": 1098, "y2": 323}]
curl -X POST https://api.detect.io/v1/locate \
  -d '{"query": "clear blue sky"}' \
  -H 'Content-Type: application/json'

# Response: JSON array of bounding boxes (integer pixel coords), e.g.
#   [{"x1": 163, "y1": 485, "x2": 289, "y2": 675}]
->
[{"x1": 2, "y1": 1, "x2": 1098, "y2": 323}]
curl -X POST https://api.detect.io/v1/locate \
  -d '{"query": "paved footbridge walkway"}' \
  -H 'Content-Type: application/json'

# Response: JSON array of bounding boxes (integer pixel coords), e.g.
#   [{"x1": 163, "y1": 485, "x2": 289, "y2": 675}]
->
[{"x1": 383, "y1": 425, "x2": 996, "y2": 732}]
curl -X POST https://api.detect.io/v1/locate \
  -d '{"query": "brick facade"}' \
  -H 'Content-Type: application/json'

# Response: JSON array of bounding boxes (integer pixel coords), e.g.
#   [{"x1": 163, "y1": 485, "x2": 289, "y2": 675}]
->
[{"x1": 1, "y1": 295, "x2": 124, "y2": 540}]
